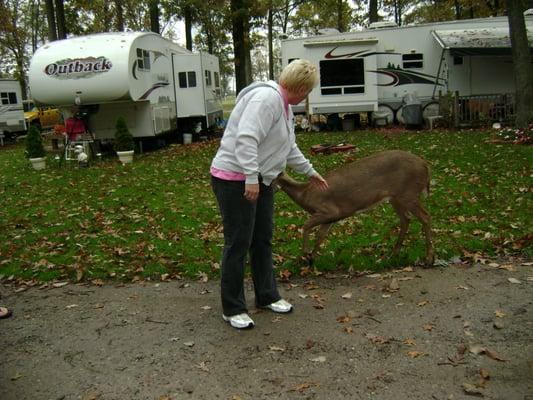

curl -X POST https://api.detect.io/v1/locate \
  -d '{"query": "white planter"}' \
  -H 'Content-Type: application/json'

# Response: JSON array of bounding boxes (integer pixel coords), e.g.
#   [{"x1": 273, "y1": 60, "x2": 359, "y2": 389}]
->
[
  {"x1": 29, "y1": 157, "x2": 46, "y2": 170},
  {"x1": 116, "y1": 150, "x2": 134, "y2": 164}
]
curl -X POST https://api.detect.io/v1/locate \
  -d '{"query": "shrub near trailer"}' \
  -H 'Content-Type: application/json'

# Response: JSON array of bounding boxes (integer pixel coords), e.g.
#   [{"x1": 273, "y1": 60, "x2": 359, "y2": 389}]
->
[
  {"x1": 114, "y1": 117, "x2": 134, "y2": 164},
  {"x1": 25, "y1": 124, "x2": 47, "y2": 170}
]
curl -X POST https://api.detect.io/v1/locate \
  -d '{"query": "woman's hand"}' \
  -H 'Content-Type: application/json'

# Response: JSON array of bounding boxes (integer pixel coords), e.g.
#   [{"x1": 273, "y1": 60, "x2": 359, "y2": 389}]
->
[
  {"x1": 244, "y1": 183, "x2": 260, "y2": 202},
  {"x1": 309, "y1": 173, "x2": 329, "y2": 190}
]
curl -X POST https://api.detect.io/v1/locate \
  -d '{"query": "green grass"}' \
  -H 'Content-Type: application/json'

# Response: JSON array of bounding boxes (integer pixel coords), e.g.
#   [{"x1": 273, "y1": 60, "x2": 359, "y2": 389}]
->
[{"x1": 0, "y1": 130, "x2": 531, "y2": 283}]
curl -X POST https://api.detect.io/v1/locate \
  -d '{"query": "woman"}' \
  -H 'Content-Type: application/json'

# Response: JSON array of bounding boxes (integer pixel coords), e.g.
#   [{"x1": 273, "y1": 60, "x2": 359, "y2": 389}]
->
[{"x1": 211, "y1": 59, "x2": 328, "y2": 329}]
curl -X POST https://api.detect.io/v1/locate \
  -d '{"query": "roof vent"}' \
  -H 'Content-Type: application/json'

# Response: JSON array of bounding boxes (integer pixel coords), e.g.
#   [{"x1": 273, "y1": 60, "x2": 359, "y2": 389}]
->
[{"x1": 369, "y1": 21, "x2": 398, "y2": 29}]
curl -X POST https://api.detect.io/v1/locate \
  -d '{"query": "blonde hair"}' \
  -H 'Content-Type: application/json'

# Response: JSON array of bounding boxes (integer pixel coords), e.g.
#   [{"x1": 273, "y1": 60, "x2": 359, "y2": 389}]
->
[{"x1": 279, "y1": 59, "x2": 318, "y2": 93}]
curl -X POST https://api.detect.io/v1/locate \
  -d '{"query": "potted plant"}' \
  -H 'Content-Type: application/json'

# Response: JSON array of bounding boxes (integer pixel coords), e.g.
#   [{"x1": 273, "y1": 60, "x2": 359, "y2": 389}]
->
[
  {"x1": 25, "y1": 124, "x2": 46, "y2": 170},
  {"x1": 114, "y1": 116, "x2": 135, "y2": 164}
]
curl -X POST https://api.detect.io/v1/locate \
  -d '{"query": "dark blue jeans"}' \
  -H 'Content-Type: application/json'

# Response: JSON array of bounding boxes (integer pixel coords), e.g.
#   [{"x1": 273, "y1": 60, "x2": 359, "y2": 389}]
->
[{"x1": 211, "y1": 176, "x2": 281, "y2": 316}]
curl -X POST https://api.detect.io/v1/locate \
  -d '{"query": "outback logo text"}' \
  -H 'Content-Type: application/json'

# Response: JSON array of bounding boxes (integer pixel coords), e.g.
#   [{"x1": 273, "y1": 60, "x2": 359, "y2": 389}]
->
[{"x1": 44, "y1": 57, "x2": 112, "y2": 79}]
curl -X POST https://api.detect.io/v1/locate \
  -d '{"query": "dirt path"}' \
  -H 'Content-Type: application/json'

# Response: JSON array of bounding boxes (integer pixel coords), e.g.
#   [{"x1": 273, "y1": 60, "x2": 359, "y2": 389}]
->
[{"x1": 1, "y1": 260, "x2": 532, "y2": 400}]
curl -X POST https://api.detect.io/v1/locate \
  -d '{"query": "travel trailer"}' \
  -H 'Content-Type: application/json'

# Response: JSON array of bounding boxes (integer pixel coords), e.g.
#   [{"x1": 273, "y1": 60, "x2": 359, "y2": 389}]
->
[
  {"x1": 28, "y1": 31, "x2": 223, "y2": 140},
  {"x1": 0, "y1": 79, "x2": 26, "y2": 138},
  {"x1": 281, "y1": 13, "x2": 533, "y2": 125}
]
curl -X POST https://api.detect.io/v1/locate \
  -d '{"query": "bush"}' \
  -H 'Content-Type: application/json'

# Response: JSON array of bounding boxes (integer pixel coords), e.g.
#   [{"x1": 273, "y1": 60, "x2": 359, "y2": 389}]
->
[
  {"x1": 25, "y1": 124, "x2": 46, "y2": 158},
  {"x1": 114, "y1": 117, "x2": 134, "y2": 151}
]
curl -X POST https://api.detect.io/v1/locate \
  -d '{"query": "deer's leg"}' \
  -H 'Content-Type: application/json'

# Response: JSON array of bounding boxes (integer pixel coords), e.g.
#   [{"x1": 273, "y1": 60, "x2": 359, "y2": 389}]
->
[
  {"x1": 390, "y1": 200, "x2": 411, "y2": 257},
  {"x1": 410, "y1": 203, "x2": 434, "y2": 266},
  {"x1": 302, "y1": 214, "x2": 335, "y2": 266},
  {"x1": 312, "y1": 223, "x2": 333, "y2": 256}
]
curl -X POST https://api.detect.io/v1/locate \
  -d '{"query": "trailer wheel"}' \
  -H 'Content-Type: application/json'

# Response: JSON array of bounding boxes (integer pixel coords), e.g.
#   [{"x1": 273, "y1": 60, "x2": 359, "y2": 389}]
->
[
  {"x1": 396, "y1": 106, "x2": 405, "y2": 124},
  {"x1": 373, "y1": 104, "x2": 394, "y2": 126},
  {"x1": 422, "y1": 101, "x2": 440, "y2": 119}
]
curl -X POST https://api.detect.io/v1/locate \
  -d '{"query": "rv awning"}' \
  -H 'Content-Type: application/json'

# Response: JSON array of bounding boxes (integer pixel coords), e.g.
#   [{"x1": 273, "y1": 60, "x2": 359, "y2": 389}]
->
[
  {"x1": 432, "y1": 27, "x2": 533, "y2": 56},
  {"x1": 303, "y1": 37, "x2": 378, "y2": 47}
]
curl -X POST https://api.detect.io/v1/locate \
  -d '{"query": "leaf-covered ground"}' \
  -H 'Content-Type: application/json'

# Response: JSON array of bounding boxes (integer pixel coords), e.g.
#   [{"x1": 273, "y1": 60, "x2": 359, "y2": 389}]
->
[
  {"x1": 0, "y1": 129, "x2": 531, "y2": 284},
  {"x1": 1, "y1": 259, "x2": 532, "y2": 399}
]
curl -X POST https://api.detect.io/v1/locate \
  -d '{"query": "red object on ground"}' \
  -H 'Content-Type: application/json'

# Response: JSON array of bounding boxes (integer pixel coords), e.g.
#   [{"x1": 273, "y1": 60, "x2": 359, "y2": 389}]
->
[{"x1": 310, "y1": 143, "x2": 357, "y2": 155}]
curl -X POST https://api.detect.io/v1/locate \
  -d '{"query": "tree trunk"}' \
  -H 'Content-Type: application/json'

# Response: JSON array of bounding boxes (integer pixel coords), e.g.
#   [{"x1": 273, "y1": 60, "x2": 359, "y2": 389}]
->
[
  {"x1": 231, "y1": 0, "x2": 251, "y2": 94},
  {"x1": 337, "y1": 0, "x2": 343, "y2": 32},
  {"x1": 369, "y1": 0, "x2": 378, "y2": 23},
  {"x1": 268, "y1": 2, "x2": 274, "y2": 80},
  {"x1": 150, "y1": 0, "x2": 160, "y2": 34},
  {"x1": 45, "y1": 0, "x2": 57, "y2": 41},
  {"x1": 184, "y1": 5, "x2": 193, "y2": 51},
  {"x1": 54, "y1": 0, "x2": 66, "y2": 39},
  {"x1": 506, "y1": 0, "x2": 533, "y2": 127},
  {"x1": 30, "y1": 0, "x2": 41, "y2": 52},
  {"x1": 114, "y1": 0, "x2": 124, "y2": 31},
  {"x1": 454, "y1": 0, "x2": 461, "y2": 19}
]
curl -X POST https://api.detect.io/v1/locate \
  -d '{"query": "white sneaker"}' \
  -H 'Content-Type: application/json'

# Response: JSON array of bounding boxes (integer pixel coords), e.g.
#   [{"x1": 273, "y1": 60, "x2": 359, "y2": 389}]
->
[
  {"x1": 222, "y1": 313, "x2": 255, "y2": 329},
  {"x1": 264, "y1": 299, "x2": 293, "y2": 313}
]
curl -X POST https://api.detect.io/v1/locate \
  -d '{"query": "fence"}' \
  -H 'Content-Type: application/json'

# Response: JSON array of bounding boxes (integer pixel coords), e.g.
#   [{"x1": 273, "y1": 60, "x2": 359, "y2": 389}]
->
[{"x1": 444, "y1": 92, "x2": 516, "y2": 127}]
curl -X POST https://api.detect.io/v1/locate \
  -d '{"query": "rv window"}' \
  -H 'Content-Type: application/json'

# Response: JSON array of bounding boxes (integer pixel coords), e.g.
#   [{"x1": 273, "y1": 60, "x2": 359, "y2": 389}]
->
[
  {"x1": 178, "y1": 71, "x2": 197, "y2": 88},
  {"x1": 319, "y1": 59, "x2": 365, "y2": 96},
  {"x1": 188, "y1": 71, "x2": 197, "y2": 87},
  {"x1": 205, "y1": 70, "x2": 212, "y2": 86},
  {"x1": 1, "y1": 92, "x2": 17, "y2": 105},
  {"x1": 214, "y1": 71, "x2": 220, "y2": 88},
  {"x1": 137, "y1": 48, "x2": 150, "y2": 71},
  {"x1": 178, "y1": 72, "x2": 188, "y2": 88},
  {"x1": 402, "y1": 53, "x2": 423, "y2": 69}
]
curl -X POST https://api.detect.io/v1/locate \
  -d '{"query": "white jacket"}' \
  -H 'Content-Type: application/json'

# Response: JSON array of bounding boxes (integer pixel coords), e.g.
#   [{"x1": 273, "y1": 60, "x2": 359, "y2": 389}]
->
[{"x1": 211, "y1": 81, "x2": 316, "y2": 185}]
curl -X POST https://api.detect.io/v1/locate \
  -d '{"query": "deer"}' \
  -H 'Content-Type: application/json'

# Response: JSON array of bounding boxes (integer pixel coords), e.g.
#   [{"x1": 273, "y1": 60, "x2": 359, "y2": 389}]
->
[{"x1": 274, "y1": 150, "x2": 434, "y2": 267}]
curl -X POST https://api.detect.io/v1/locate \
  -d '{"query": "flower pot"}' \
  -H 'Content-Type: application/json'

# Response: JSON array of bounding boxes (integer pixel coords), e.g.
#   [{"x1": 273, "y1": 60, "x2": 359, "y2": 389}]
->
[
  {"x1": 116, "y1": 150, "x2": 134, "y2": 164},
  {"x1": 29, "y1": 157, "x2": 46, "y2": 170}
]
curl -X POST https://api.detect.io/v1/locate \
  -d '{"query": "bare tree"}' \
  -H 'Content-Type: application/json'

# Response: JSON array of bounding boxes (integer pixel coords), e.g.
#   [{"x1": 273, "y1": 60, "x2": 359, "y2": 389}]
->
[
  {"x1": 54, "y1": 0, "x2": 66, "y2": 39},
  {"x1": 369, "y1": 0, "x2": 378, "y2": 23}
]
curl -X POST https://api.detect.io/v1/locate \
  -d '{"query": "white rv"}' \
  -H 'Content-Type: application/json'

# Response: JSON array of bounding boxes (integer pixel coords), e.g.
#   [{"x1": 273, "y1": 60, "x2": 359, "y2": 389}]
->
[
  {"x1": 28, "y1": 31, "x2": 223, "y2": 140},
  {"x1": 0, "y1": 79, "x2": 26, "y2": 138},
  {"x1": 281, "y1": 14, "x2": 533, "y2": 124}
]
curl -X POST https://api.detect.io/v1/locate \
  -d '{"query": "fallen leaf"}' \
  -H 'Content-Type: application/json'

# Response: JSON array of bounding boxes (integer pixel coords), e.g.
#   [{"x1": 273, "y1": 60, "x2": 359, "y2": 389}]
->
[
  {"x1": 336, "y1": 315, "x2": 350, "y2": 323},
  {"x1": 366, "y1": 333, "x2": 391, "y2": 345},
  {"x1": 291, "y1": 382, "x2": 317, "y2": 393},
  {"x1": 93, "y1": 303, "x2": 104, "y2": 309},
  {"x1": 498, "y1": 264, "x2": 515, "y2": 272},
  {"x1": 298, "y1": 293, "x2": 308, "y2": 299},
  {"x1": 388, "y1": 278, "x2": 400, "y2": 291},
  {"x1": 201, "y1": 305, "x2": 211, "y2": 310},
  {"x1": 494, "y1": 310, "x2": 506, "y2": 318},
  {"x1": 341, "y1": 292, "x2": 352, "y2": 299},
  {"x1": 367, "y1": 273, "x2": 382, "y2": 278},
  {"x1": 508, "y1": 277, "x2": 521, "y2": 284},
  {"x1": 196, "y1": 361, "x2": 209, "y2": 372},
  {"x1": 268, "y1": 345, "x2": 285, "y2": 352},
  {"x1": 485, "y1": 348, "x2": 507, "y2": 362},
  {"x1": 479, "y1": 368, "x2": 490, "y2": 380},
  {"x1": 462, "y1": 383, "x2": 485, "y2": 396},
  {"x1": 403, "y1": 338, "x2": 416, "y2": 346},
  {"x1": 52, "y1": 282, "x2": 69, "y2": 288},
  {"x1": 423, "y1": 324, "x2": 434, "y2": 331},
  {"x1": 183, "y1": 341, "x2": 195, "y2": 347},
  {"x1": 407, "y1": 351, "x2": 425, "y2": 358},
  {"x1": 10, "y1": 372, "x2": 23, "y2": 381},
  {"x1": 310, "y1": 356, "x2": 326, "y2": 363},
  {"x1": 66, "y1": 304, "x2": 78, "y2": 309},
  {"x1": 418, "y1": 300, "x2": 430, "y2": 307},
  {"x1": 344, "y1": 326, "x2": 354, "y2": 333}
]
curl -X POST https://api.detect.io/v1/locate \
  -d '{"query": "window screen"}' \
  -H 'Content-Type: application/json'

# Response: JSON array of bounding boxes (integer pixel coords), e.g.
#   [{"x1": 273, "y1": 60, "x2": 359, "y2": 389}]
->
[
  {"x1": 402, "y1": 53, "x2": 423, "y2": 69},
  {"x1": 319, "y1": 59, "x2": 365, "y2": 96}
]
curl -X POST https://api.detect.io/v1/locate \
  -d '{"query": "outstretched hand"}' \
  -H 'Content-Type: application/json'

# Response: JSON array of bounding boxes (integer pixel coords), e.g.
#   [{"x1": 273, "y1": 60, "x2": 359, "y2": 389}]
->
[{"x1": 309, "y1": 173, "x2": 329, "y2": 190}]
